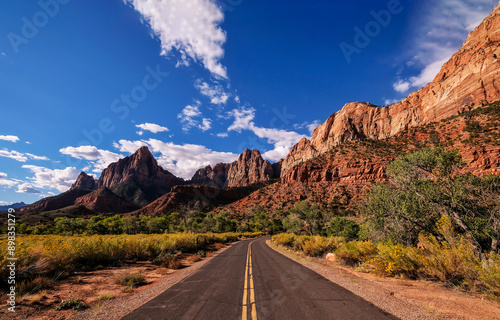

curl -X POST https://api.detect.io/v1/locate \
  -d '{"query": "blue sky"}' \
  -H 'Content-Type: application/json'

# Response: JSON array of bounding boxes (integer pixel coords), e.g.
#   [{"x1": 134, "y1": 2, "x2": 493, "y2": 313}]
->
[{"x1": 0, "y1": 0, "x2": 497, "y2": 205}]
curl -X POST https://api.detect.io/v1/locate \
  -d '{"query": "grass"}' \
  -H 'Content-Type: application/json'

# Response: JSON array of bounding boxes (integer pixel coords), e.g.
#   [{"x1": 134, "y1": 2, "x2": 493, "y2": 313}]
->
[
  {"x1": 97, "y1": 293, "x2": 113, "y2": 301},
  {"x1": 114, "y1": 273, "x2": 146, "y2": 288},
  {"x1": 55, "y1": 298, "x2": 88, "y2": 311},
  {"x1": 0, "y1": 232, "x2": 262, "y2": 296}
]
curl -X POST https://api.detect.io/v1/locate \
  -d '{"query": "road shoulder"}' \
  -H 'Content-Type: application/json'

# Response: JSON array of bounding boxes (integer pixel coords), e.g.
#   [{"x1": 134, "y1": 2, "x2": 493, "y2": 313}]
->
[{"x1": 266, "y1": 240, "x2": 500, "y2": 320}]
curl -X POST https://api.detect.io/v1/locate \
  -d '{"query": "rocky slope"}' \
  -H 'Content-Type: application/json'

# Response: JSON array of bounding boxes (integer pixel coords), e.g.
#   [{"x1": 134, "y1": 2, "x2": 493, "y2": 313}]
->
[
  {"x1": 74, "y1": 187, "x2": 139, "y2": 213},
  {"x1": 129, "y1": 184, "x2": 265, "y2": 216},
  {"x1": 71, "y1": 172, "x2": 97, "y2": 190},
  {"x1": 19, "y1": 188, "x2": 92, "y2": 213},
  {"x1": 190, "y1": 149, "x2": 280, "y2": 188},
  {"x1": 191, "y1": 163, "x2": 231, "y2": 188},
  {"x1": 281, "y1": 3, "x2": 500, "y2": 174},
  {"x1": 96, "y1": 146, "x2": 183, "y2": 192}
]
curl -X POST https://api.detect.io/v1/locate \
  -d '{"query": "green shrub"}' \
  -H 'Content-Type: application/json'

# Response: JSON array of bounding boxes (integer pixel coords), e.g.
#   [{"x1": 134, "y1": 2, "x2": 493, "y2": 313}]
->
[
  {"x1": 114, "y1": 273, "x2": 146, "y2": 288},
  {"x1": 327, "y1": 217, "x2": 360, "y2": 241},
  {"x1": 478, "y1": 252, "x2": 500, "y2": 298},
  {"x1": 56, "y1": 298, "x2": 88, "y2": 311}
]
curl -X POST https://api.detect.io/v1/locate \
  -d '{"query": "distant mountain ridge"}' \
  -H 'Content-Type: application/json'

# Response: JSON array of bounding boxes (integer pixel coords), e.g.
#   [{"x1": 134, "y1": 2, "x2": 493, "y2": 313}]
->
[
  {"x1": 16, "y1": 3, "x2": 500, "y2": 219},
  {"x1": 0, "y1": 202, "x2": 26, "y2": 212}
]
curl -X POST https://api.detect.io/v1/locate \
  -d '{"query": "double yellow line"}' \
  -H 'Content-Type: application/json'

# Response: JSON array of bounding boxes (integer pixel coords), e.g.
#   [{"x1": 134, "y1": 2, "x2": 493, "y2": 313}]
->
[{"x1": 242, "y1": 241, "x2": 258, "y2": 320}]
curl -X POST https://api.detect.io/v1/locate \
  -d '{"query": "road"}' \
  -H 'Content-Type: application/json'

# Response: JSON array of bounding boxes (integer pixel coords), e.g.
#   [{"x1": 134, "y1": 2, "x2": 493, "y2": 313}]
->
[{"x1": 121, "y1": 237, "x2": 398, "y2": 320}]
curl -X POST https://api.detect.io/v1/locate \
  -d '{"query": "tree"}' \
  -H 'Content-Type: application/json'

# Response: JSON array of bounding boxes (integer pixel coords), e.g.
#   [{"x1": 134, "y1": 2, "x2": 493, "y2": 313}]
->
[{"x1": 369, "y1": 147, "x2": 500, "y2": 256}]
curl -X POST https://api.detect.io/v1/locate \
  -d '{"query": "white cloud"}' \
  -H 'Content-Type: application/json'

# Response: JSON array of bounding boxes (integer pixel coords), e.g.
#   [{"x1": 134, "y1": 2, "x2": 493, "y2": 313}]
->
[
  {"x1": 394, "y1": 0, "x2": 497, "y2": 91},
  {"x1": 26, "y1": 153, "x2": 50, "y2": 161},
  {"x1": 384, "y1": 98, "x2": 400, "y2": 105},
  {"x1": 59, "y1": 146, "x2": 123, "y2": 173},
  {"x1": 217, "y1": 132, "x2": 228, "y2": 138},
  {"x1": 1, "y1": 52, "x2": 5, "y2": 56},
  {"x1": 16, "y1": 182, "x2": 41, "y2": 194},
  {"x1": 0, "y1": 172, "x2": 18, "y2": 187},
  {"x1": 135, "y1": 122, "x2": 169, "y2": 134},
  {"x1": 227, "y1": 107, "x2": 307, "y2": 162},
  {"x1": 195, "y1": 80, "x2": 230, "y2": 105},
  {"x1": 0, "y1": 149, "x2": 27, "y2": 162},
  {"x1": 114, "y1": 138, "x2": 238, "y2": 179},
  {"x1": 125, "y1": 0, "x2": 228, "y2": 79},
  {"x1": 178, "y1": 103, "x2": 213, "y2": 132},
  {"x1": 0, "y1": 135, "x2": 20, "y2": 143},
  {"x1": 200, "y1": 118, "x2": 212, "y2": 131},
  {"x1": 22, "y1": 165, "x2": 80, "y2": 193},
  {"x1": 393, "y1": 80, "x2": 411, "y2": 93}
]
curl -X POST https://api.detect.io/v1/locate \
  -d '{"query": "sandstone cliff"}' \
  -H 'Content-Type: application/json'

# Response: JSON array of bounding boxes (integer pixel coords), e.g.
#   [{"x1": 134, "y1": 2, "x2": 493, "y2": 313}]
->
[
  {"x1": 227, "y1": 149, "x2": 275, "y2": 188},
  {"x1": 96, "y1": 146, "x2": 183, "y2": 191},
  {"x1": 281, "y1": 4, "x2": 500, "y2": 174},
  {"x1": 74, "y1": 187, "x2": 139, "y2": 213},
  {"x1": 191, "y1": 163, "x2": 231, "y2": 188},
  {"x1": 71, "y1": 172, "x2": 97, "y2": 190}
]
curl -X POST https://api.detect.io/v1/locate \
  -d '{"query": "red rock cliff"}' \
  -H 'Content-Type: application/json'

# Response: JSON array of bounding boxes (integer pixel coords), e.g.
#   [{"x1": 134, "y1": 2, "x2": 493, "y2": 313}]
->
[{"x1": 282, "y1": 3, "x2": 500, "y2": 174}]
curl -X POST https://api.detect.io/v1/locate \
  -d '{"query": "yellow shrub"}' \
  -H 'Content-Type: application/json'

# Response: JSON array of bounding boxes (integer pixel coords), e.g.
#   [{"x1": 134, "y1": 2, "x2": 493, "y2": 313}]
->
[
  {"x1": 362, "y1": 243, "x2": 417, "y2": 277},
  {"x1": 335, "y1": 241, "x2": 378, "y2": 266}
]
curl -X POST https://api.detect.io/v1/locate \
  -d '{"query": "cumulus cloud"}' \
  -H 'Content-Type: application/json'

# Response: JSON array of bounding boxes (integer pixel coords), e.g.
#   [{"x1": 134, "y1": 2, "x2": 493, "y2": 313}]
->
[
  {"x1": 135, "y1": 122, "x2": 169, "y2": 136},
  {"x1": 59, "y1": 146, "x2": 123, "y2": 172},
  {"x1": 178, "y1": 103, "x2": 212, "y2": 132},
  {"x1": 21, "y1": 165, "x2": 80, "y2": 193},
  {"x1": 0, "y1": 149, "x2": 28, "y2": 162},
  {"x1": 393, "y1": 0, "x2": 497, "y2": 92},
  {"x1": 195, "y1": 79, "x2": 230, "y2": 105},
  {"x1": 0, "y1": 135, "x2": 20, "y2": 143},
  {"x1": 217, "y1": 132, "x2": 228, "y2": 138},
  {"x1": 114, "y1": 138, "x2": 238, "y2": 179},
  {"x1": 227, "y1": 107, "x2": 306, "y2": 161},
  {"x1": 125, "y1": 0, "x2": 228, "y2": 79},
  {"x1": 16, "y1": 183, "x2": 41, "y2": 194},
  {"x1": 0, "y1": 172, "x2": 18, "y2": 187}
]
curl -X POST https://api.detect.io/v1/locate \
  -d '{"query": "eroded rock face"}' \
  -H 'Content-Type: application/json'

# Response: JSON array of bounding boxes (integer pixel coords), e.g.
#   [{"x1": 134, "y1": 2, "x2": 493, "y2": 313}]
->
[
  {"x1": 191, "y1": 163, "x2": 231, "y2": 188},
  {"x1": 227, "y1": 149, "x2": 275, "y2": 188},
  {"x1": 282, "y1": 3, "x2": 500, "y2": 174},
  {"x1": 71, "y1": 172, "x2": 97, "y2": 190},
  {"x1": 96, "y1": 146, "x2": 183, "y2": 191}
]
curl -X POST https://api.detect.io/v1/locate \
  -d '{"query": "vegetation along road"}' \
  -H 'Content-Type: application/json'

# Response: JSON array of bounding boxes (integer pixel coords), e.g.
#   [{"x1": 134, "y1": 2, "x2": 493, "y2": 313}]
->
[{"x1": 121, "y1": 237, "x2": 397, "y2": 320}]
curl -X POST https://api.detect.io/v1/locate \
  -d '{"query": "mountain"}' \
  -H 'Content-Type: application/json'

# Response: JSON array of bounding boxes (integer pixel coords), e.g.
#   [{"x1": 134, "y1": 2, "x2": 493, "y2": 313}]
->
[
  {"x1": 0, "y1": 202, "x2": 27, "y2": 212},
  {"x1": 281, "y1": 4, "x2": 500, "y2": 174},
  {"x1": 191, "y1": 149, "x2": 280, "y2": 189},
  {"x1": 19, "y1": 188, "x2": 93, "y2": 213},
  {"x1": 191, "y1": 163, "x2": 231, "y2": 188},
  {"x1": 71, "y1": 172, "x2": 97, "y2": 190},
  {"x1": 16, "y1": 4, "x2": 500, "y2": 220},
  {"x1": 74, "y1": 187, "x2": 139, "y2": 213}
]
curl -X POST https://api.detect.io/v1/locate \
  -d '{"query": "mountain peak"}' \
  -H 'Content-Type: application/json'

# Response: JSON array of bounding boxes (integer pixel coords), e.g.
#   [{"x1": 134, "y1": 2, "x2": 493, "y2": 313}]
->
[{"x1": 71, "y1": 171, "x2": 97, "y2": 190}]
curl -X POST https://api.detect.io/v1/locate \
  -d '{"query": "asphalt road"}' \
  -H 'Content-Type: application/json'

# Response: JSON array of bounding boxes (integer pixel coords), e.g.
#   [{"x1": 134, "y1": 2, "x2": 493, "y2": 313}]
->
[{"x1": 121, "y1": 237, "x2": 398, "y2": 320}]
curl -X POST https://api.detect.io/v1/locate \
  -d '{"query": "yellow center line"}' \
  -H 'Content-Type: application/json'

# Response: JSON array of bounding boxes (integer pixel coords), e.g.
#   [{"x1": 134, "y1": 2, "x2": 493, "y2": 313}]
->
[{"x1": 242, "y1": 241, "x2": 258, "y2": 320}]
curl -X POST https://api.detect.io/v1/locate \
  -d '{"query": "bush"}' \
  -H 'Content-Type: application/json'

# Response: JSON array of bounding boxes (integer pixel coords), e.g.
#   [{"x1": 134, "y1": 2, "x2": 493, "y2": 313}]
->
[
  {"x1": 114, "y1": 273, "x2": 146, "y2": 288},
  {"x1": 152, "y1": 252, "x2": 182, "y2": 269},
  {"x1": 301, "y1": 236, "x2": 345, "y2": 257},
  {"x1": 56, "y1": 298, "x2": 88, "y2": 311},
  {"x1": 335, "y1": 241, "x2": 378, "y2": 266},
  {"x1": 478, "y1": 252, "x2": 500, "y2": 298},
  {"x1": 97, "y1": 294, "x2": 113, "y2": 301},
  {"x1": 327, "y1": 218, "x2": 360, "y2": 241},
  {"x1": 362, "y1": 243, "x2": 417, "y2": 277}
]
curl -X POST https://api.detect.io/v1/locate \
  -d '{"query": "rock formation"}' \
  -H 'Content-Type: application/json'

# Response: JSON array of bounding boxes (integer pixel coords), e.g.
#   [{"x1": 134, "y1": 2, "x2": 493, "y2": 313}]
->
[
  {"x1": 96, "y1": 146, "x2": 183, "y2": 191},
  {"x1": 71, "y1": 172, "x2": 97, "y2": 190},
  {"x1": 74, "y1": 187, "x2": 139, "y2": 213},
  {"x1": 281, "y1": 4, "x2": 500, "y2": 174},
  {"x1": 191, "y1": 163, "x2": 231, "y2": 188},
  {"x1": 227, "y1": 149, "x2": 275, "y2": 188}
]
